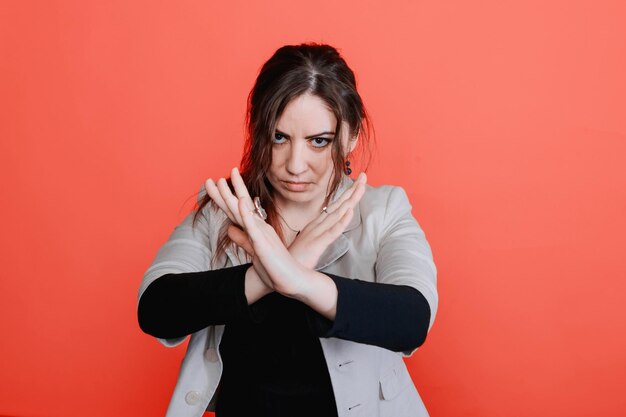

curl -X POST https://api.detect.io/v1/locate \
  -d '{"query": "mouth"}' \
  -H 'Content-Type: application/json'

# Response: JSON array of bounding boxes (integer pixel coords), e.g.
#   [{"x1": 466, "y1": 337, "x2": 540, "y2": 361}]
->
[{"x1": 281, "y1": 180, "x2": 311, "y2": 192}]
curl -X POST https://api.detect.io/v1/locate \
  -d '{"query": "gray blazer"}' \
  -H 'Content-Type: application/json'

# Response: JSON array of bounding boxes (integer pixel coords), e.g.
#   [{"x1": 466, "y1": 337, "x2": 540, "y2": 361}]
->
[{"x1": 138, "y1": 176, "x2": 438, "y2": 417}]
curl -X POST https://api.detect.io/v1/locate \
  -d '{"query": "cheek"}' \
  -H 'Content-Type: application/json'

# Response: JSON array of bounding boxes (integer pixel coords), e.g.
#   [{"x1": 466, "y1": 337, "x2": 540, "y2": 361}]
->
[
  {"x1": 269, "y1": 149, "x2": 282, "y2": 172},
  {"x1": 314, "y1": 153, "x2": 335, "y2": 175}
]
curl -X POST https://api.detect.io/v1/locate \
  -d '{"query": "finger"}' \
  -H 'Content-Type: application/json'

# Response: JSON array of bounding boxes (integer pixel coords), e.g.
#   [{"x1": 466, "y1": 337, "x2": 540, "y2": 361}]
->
[
  {"x1": 317, "y1": 177, "x2": 364, "y2": 228},
  {"x1": 326, "y1": 172, "x2": 367, "y2": 213},
  {"x1": 230, "y1": 167, "x2": 252, "y2": 201},
  {"x1": 318, "y1": 208, "x2": 354, "y2": 246},
  {"x1": 230, "y1": 167, "x2": 260, "y2": 225},
  {"x1": 239, "y1": 196, "x2": 264, "y2": 242},
  {"x1": 304, "y1": 173, "x2": 364, "y2": 231},
  {"x1": 334, "y1": 174, "x2": 366, "y2": 214},
  {"x1": 239, "y1": 193, "x2": 255, "y2": 214},
  {"x1": 217, "y1": 177, "x2": 244, "y2": 226},
  {"x1": 329, "y1": 208, "x2": 354, "y2": 236},
  {"x1": 308, "y1": 184, "x2": 362, "y2": 240},
  {"x1": 227, "y1": 224, "x2": 255, "y2": 256},
  {"x1": 345, "y1": 175, "x2": 366, "y2": 206},
  {"x1": 205, "y1": 178, "x2": 237, "y2": 224},
  {"x1": 318, "y1": 199, "x2": 355, "y2": 233},
  {"x1": 325, "y1": 175, "x2": 358, "y2": 212}
]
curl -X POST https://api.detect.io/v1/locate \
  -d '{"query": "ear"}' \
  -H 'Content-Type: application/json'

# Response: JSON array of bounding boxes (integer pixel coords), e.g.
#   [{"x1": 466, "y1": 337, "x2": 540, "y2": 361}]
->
[{"x1": 348, "y1": 135, "x2": 359, "y2": 153}]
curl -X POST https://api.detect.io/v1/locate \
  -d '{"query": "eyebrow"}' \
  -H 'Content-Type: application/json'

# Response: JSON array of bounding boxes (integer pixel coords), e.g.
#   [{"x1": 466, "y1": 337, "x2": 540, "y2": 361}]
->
[{"x1": 275, "y1": 129, "x2": 335, "y2": 139}]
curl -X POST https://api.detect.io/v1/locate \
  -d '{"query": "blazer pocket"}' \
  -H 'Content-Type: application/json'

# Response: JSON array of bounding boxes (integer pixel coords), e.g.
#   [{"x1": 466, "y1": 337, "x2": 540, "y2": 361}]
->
[{"x1": 379, "y1": 365, "x2": 412, "y2": 401}]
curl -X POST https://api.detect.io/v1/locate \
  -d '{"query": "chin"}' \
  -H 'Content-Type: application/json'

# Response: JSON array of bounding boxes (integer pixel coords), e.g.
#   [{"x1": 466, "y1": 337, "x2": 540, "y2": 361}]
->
[
  {"x1": 279, "y1": 190, "x2": 319, "y2": 205},
  {"x1": 281, "y1": 191, "x2": 309, "y2": 201}
]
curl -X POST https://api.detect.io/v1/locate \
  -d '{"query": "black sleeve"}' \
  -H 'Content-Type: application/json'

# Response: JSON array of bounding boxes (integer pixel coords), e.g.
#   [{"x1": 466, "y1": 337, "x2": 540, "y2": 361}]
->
[
  {"x1": 138, "y1": 264, "x2": 431, "y2": 352},
  {"x1": 137, "y1": 263, "x2": 266, "y2": 339},
  {"x1": 304, "y1": 274, "x2": 431, "y2": 353}
]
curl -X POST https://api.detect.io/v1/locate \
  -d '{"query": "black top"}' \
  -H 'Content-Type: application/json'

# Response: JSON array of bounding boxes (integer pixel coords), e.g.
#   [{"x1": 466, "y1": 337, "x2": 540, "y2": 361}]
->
[{"x1": 138, "y1": 263, "x2": 431, "y2": 416}]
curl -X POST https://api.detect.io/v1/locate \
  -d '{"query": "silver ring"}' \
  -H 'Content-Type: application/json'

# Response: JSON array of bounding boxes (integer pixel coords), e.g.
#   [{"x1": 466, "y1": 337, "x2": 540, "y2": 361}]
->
[
  {"x1": 321, "y1": 206, "x2": 328, "y2": 214},
  {"x1": 253, "y1": 197, "x2": 267, "y2": 220}
]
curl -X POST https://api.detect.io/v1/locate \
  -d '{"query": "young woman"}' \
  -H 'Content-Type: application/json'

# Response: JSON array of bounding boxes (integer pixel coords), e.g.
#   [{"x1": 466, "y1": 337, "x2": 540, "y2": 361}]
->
[{"x1": 138, "y1": 43, "x2": 438, "y2": 417}]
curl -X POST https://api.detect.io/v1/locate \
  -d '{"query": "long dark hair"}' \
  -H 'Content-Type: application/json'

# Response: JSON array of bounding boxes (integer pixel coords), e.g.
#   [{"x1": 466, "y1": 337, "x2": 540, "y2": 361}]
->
[{"x1": 193, "y1": 42, "x2": 374, "y2": 266}]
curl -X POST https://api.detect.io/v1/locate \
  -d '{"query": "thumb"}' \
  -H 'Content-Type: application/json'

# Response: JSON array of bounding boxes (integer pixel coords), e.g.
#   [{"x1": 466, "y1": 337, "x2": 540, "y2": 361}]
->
[{"x1": 227, "y1": 224, "x2": 255, "y2": 256}]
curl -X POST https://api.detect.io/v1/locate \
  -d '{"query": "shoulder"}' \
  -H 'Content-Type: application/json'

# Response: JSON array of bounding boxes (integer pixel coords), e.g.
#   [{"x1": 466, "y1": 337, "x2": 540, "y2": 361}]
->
[{"x1": 359, "y1": 183, "x2": 412, "y2": 218}]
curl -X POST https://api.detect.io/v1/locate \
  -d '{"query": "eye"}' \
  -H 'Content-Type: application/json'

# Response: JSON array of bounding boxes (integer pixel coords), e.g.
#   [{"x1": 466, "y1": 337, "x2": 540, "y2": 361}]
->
[
  {"x1": 310, "y1": 137, "x2": 331, "y2": 148},
  {"x1": 272, "y1": 132, "x2": 288, "y2": 144}
]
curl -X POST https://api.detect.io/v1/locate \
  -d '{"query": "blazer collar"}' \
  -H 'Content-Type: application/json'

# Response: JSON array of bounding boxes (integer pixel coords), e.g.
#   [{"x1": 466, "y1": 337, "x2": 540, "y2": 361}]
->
[{"x1": 225, "y1": 175, "x2": 361, "y2": 270}]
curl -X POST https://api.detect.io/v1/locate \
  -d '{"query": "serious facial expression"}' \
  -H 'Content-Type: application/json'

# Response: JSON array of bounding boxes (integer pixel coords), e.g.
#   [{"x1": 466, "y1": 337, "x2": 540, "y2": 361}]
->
[{"x1": 266, "y1": 92, "x2": 353, "y2": 211}]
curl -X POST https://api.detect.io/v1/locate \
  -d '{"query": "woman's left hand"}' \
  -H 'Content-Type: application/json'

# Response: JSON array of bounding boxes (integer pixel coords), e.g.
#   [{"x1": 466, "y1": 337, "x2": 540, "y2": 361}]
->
[{"x1": 206, "y1": 167, "x2": 310, "y2": 297}]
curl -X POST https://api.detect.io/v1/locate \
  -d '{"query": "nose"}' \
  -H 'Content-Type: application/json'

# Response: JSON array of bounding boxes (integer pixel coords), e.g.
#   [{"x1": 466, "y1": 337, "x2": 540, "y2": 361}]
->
[{"x1": 285, "y1": 140, "x2": 308, "y2": 176}]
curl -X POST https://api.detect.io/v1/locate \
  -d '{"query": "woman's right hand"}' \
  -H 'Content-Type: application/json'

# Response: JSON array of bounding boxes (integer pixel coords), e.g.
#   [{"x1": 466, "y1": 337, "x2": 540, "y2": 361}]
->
[{"x1": 288, "y1": 172, "x2": 367, "y2": 269}]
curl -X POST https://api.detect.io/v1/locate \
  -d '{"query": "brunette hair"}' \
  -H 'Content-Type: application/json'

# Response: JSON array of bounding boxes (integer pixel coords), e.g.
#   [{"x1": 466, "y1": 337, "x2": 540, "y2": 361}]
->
[{"x1": 192, "y1": 42, "x2": 374, "y2": 267}]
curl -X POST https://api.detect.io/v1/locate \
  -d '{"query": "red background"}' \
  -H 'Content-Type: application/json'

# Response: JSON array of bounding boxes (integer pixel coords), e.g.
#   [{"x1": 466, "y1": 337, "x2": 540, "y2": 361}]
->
[{"x1": 1, "y1": 1, "x2": 625, "y2": 416}]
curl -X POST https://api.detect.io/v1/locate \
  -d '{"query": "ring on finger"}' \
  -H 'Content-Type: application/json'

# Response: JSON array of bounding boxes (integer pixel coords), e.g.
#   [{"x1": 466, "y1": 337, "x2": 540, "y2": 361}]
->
[{"x1": 253, "y1": 197, "x2": 268, "y2": 220}]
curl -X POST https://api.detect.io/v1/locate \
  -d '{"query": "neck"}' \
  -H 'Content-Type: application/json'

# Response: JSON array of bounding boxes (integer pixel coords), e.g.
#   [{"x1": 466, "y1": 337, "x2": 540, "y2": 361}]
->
[
  {"x1": 271, "y1": 175, "x2": 349, "y2": 231},
  {"x1": 281, "y1": 229, "x2": 300, "y2": 247},
  {"x1": 273, "y1": 194, "x2": 327, "y2": 230},
  {"x1": 276, "y1": 204, "x2": 322, "y2": 232}
]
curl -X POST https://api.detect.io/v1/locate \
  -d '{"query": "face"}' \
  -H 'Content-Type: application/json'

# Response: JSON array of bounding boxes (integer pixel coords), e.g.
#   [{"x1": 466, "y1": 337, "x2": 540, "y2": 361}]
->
[{"x1": 266, "y1": 92, "x2": 356, "y2": 211}]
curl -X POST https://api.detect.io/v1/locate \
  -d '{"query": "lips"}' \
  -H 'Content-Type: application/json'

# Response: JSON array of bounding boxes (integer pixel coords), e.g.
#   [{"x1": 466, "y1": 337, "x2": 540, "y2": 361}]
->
[{"x1": 281, "y1": 180, "x2": 310, "y2": 192}]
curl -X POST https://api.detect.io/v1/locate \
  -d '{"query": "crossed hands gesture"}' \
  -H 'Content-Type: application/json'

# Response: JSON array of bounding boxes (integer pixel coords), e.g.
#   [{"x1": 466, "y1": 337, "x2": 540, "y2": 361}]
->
[{"x1": 205, "y1": 168, "x2": 366, "y2": 300}]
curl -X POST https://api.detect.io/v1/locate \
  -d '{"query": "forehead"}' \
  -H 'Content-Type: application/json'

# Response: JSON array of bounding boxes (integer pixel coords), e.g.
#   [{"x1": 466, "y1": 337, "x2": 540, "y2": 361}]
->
[{"x1": 276, "y1": 93, "x2": 336, "y2": 132}]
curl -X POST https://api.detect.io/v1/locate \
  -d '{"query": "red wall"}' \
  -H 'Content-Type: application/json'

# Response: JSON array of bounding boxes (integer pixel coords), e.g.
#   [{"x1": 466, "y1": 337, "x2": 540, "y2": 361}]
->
[{"x1": 1, "y1": 1, "x2": 625, "y2": 416}]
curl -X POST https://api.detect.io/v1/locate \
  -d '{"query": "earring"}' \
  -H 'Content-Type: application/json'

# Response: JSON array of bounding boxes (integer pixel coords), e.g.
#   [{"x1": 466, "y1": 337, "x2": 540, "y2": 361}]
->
[{"x1": 344, "y1": 159, "x2": 352, "y2": 175}]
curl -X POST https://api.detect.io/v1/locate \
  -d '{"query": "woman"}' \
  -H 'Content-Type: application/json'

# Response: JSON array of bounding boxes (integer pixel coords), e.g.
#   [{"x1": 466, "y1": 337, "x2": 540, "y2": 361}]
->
[{"x1": 138, "y1": 43, "x2": 438, "y2": 417}]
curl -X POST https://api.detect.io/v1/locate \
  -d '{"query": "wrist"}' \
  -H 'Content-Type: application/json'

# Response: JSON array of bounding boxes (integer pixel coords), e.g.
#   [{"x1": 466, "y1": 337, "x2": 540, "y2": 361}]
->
[
  {"x1": 244, "y1": 265, "x2": 273, "y2": 303},
  {"x1": 292, "y1": 269, "x2": 338, "y2": 321}
]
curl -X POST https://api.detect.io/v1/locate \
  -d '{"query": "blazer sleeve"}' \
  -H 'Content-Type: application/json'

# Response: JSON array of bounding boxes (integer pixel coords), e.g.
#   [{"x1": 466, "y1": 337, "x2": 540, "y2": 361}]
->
[
  {"x1": 137, "y1": 183, "x2": 214, "y2": 347},
  {"x1": 375, "y1": 186, "x2": 438, "y2": 356}
]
